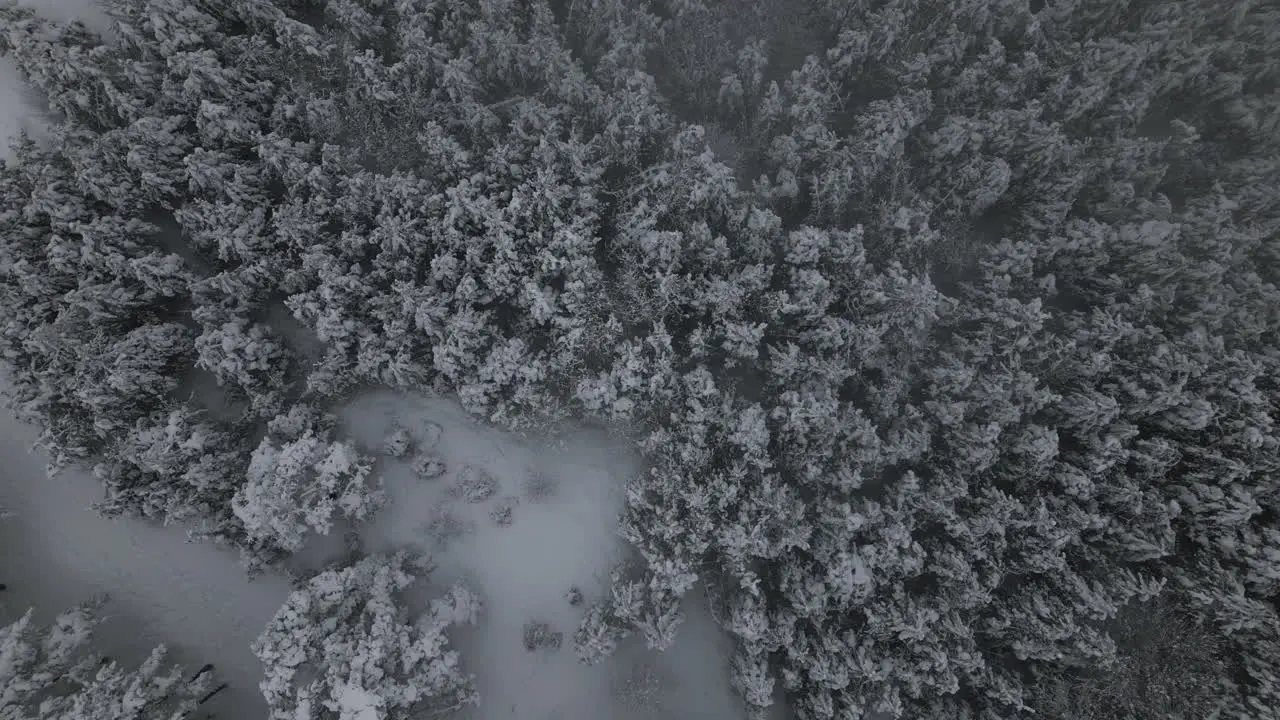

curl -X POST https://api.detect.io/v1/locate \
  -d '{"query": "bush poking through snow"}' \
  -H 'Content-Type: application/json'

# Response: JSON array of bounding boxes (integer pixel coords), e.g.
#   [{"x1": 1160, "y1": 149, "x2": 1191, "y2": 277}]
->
[
  {"x1": 412, "y1": 454, "x2": 448, "y2": 480},
  {"x1": 419, "y1": 421, "x2": 443, "y2": 451},
  {"x1": 454, "y1": 465, "x2": 498, "y2": 503},
  {"x1": 566, "y1": 586, "x2": 584, "y2": 607},
  {"x1": 522, "y1": 620, "x2": 563, "y2": 653},
  {"x1": 430, "y1": 583, "x2": 484, "y2": 627},
  {"x1": 489, "y1": 497, "x2": 518, "y2": 527},
  {"x1": 419, "y1": 507, "x2": 472, "y2": 550},
  {"x1": 253, "y1": 552, "x2": 478, "y2": 720},
  {"x1": 383, "y1": 427, "x2": 413, "y2": 458}
]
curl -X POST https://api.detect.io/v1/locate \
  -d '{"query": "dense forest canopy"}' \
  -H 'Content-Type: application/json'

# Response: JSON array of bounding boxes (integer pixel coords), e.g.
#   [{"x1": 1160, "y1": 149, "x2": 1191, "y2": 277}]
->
[{"x1": 1, "y1": 0, "x2": 1278, "y2": 718}]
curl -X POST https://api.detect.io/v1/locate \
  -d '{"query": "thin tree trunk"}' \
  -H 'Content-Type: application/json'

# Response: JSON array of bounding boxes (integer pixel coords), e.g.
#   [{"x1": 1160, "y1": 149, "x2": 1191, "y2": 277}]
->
[
  {"x1": 189, "y1": 663, "x2": 214, "y2": 683},
  {"x1": 197, "y1": 683, "x2": 228, "y2": 706}
]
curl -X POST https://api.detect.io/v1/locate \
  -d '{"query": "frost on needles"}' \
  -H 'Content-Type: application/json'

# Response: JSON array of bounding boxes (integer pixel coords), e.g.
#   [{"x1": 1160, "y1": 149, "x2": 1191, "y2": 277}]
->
[
  {"x1": 252, "y1": 552, "x2": 479, "y2": 720},
  {"x1": 0, "y1": 598, "x2": 220, "y2": 720},
  {"x1": 0, "y1": 0, "x2": 1278, "y2": 719}
]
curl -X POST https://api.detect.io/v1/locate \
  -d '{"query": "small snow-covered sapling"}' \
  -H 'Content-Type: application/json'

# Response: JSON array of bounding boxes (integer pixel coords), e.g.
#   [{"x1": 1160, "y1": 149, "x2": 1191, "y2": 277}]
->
[
  {"x1": 420, "y1": 508, "x2": 471, "y2": 550},
  {"x1": 455, "y1": 465, "x2": 498, "y2": 503},
  {"x1": 412, "y1": 454, "x2": 447, "y2": 480},
  {"x1": 420, "y1": 421, "x2": 443, "y2": 450},
  {"x1": 489, "y1": 497, "x2": 518, "y2": 526},
  {"x1": 522, "y1": 620, "x2": 563, "y2": 652},
  {"x1": 383, "y1": 427, "x2": 413, "y2": 457},
  {"x1": 566, "y1": 586, "x2": 584, "y2": 606}
]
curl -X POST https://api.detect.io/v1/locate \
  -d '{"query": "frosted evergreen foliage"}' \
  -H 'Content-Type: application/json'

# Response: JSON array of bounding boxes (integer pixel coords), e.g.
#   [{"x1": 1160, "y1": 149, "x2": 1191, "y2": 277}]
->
[
  {"x1": 0, "y1": 600, "x2": 212, "y2": 720},
  {"x1": 252, "y1": 552, "x2": 479, "y2": 720},
  {"x1": 232, "y1": 407, "x2": 383, "y2": 553},
  {"x1": 0, "y1": 0, "x2": 1277, "y2": 717}
]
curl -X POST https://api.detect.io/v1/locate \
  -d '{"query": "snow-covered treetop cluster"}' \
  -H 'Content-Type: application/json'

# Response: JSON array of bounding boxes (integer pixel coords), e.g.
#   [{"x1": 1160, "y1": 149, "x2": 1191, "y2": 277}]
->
[{"x1": 1, "y1": 0, "x2": 1277, "y2": 718}]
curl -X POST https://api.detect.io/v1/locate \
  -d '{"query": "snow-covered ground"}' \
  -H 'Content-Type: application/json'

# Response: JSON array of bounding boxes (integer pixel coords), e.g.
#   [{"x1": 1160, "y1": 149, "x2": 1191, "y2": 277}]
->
[
  {"x1": 0, "y1": 383, "x2": 753, "y2": 720},
  {"x1": 338, "y1": 391, "x2": 750, "y2": 720}
]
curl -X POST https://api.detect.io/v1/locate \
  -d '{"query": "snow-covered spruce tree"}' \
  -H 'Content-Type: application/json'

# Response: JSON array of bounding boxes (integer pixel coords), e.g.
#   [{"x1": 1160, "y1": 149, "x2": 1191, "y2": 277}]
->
[
  {"x1": 252, "y1": 552, "x2": 479, "y2": 720},
  {"x1": 0, "y1": 601, "x2": 101, "y2": 715},
  {"x1": 35, "y1": 647, "x2": 215, "y2": 720},
  {"x1": 232, "y1": 403, "x2": 383, "y2": 553},
  {"x1": 0, "y1": 599, "x2": 214, "y2": 720},
  {"x1": 0, "y1": 130, "x2": 195, "y2": 473},
  {"x1": 540, "y1": 2, "x2": 1278, "y2": 718},
  {"x1": 626, "y1": 1, "x2": 1277, "y2": 718},
  {"x1": 1025, "y1": 593, "x2": 1230, "y2": 720},
  {"x1": 87, "y1": 405, "x2": 249, "y2": 530}
]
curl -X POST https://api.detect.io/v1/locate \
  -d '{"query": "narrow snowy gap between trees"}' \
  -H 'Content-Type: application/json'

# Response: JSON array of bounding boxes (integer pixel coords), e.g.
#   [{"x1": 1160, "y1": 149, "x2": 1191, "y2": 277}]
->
[{"x1": 4, "y1": 23, "x2": 290, "y2": 718}]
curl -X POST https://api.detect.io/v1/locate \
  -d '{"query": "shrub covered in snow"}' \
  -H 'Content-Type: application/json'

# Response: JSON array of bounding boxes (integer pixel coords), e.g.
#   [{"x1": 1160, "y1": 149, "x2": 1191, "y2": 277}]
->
[
  {"x1": 411, "y1": 453, "x2": 448, "y2": 481},
  {"x1": 489, "y1": 496, "x2": 518, "y2": 527},
  {"x1": 232, "y1": 408, "x2": 384, "y2": 553},
  {"x1": 382, "y1": 427, "x2": 413, "y2": 458},
  {"x1": 521, "y1": 619, "x2": 563, "y2": 652},
  {"x1": 0, "y1": 598, "x2": 214, "y2": 720},
  {"x1": 252, "y1": 552, "x2": 479, "y2": 720},
  {"x1": 453, "y1": 465, "x2": 498, "y2": 504},
  {"x1": 419, "y1": 507, "x2": 472, "y2": 551}
]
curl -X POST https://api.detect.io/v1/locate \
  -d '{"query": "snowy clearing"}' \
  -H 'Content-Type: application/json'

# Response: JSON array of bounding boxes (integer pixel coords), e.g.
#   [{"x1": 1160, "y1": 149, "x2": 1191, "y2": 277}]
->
[
  {"x1": 337, "y1": 390, "x2": 751, "y2": 720},
  {"x1": 0, "y1": 383, "x2": 755, "y2": 720}
]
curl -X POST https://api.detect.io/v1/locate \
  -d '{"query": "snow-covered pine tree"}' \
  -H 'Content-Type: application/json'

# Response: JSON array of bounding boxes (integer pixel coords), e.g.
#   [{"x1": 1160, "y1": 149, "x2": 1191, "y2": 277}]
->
[
  {"x1": 0, "y1": 599, "x2": 215, "y2": 720},
  {"x1": 232, "y1": 404, "x2": 383, "y2": 553},
  {"x1": 252, "y1": 552, "x2": 479, "y2": 720}
]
